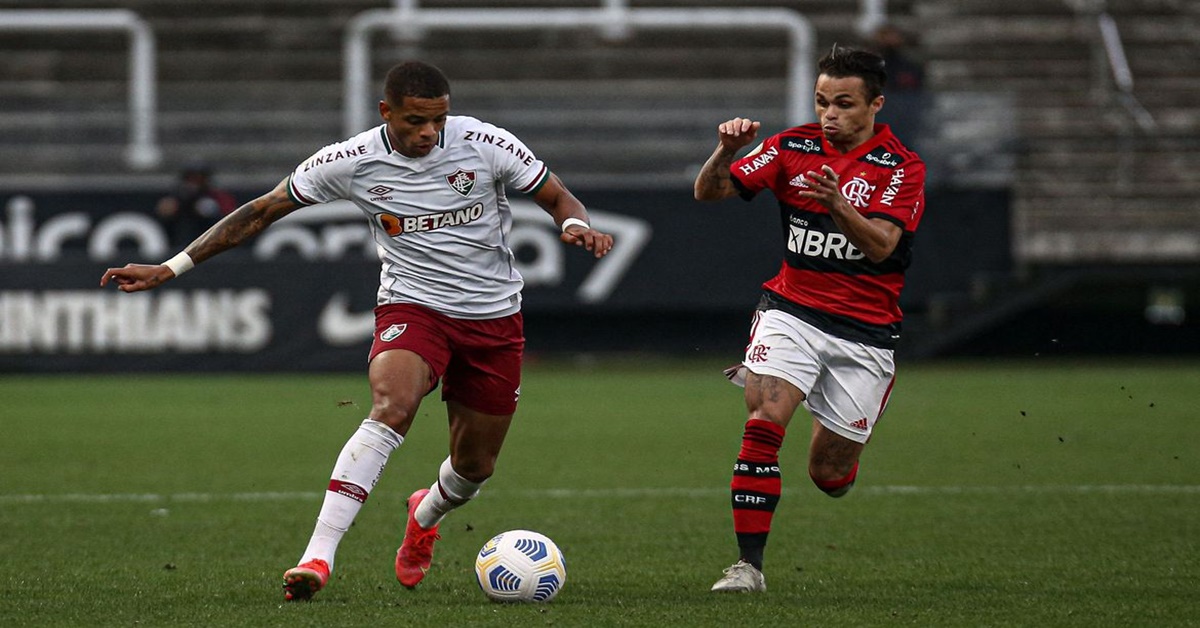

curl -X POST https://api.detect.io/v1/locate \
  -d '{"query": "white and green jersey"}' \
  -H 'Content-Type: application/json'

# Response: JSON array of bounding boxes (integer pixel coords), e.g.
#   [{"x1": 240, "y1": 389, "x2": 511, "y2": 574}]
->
[{"x1": 287, "y1": 116, "x2": 550, "y2": 319}]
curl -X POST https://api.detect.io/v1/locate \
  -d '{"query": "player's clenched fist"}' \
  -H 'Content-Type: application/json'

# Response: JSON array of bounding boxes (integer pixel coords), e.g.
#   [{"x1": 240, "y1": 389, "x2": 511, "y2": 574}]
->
[{"x1": 717, "y1": 118, "x2": 761, "y2": 151}]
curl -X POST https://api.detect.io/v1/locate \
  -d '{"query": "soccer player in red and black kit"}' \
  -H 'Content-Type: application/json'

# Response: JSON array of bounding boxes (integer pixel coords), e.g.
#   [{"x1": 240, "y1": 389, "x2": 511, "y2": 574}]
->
[{"x1": 694, "y1": 44, "x2": 926, "y2": 592}]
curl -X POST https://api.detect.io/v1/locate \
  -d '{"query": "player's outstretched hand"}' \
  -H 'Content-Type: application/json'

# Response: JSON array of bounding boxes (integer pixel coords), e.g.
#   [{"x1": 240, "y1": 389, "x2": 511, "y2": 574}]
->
[
  {"x1": 560, "y1": 226, "x2": 614, "y2": 258},
  {"x1": 100, "y1": 263, "x2": 176, "y2": 292}
]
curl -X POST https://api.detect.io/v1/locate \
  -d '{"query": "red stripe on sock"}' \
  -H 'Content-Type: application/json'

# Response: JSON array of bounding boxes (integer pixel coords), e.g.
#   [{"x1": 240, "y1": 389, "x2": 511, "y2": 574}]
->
[
  {"x1": 812, "y1": 461, "x2": 859, "y2": 491},
  {"x1": 740, "y1": 419, "x2": 786, "y2": 461},
  {"x1": 731, "y1": 419, "x2": 785, "y2": 536},
  {"x1": 732, "y1": 508, "x2": 775, "y2": 534}
]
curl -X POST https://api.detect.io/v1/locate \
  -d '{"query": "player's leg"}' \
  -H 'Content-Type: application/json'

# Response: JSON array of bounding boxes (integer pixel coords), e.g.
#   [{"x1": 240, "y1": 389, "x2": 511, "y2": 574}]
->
[
  {"x1": 419, "y1": 400, "x2": 513, "y2": 522},
  {"x1": 803, "y1": 337, "x2": 894, "y2": 498},
  {"x1": 714, "y1": 309, "x2": 820, "y2": 593},
  {"x1": 397, "y1": 311, "x2": 523, "y2": 589},
  {"x1": 286, "y1": 304, "x2": 448, "y2": 601},
  {"x1": 808, "y1": 418, "x2": 864, "y2": 497},
  {"x1": 713, "y1": 372, "x2": 805, "y2": 592},
  {"x1": 396, "y1": 402, "x2": 514, "y2": 588},
  {"x1": 284, "y1": 349, "x2": 432, "y2": 601}
]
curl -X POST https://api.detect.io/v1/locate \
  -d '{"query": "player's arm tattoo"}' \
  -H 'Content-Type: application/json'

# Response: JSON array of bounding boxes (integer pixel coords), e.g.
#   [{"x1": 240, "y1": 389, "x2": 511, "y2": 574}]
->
[
  {"x1": 184, "y1": 184, "x2": 297, "y2": 264},
  {"x1": 694, "y1": 146, "x2": 739, "y2": 200}
]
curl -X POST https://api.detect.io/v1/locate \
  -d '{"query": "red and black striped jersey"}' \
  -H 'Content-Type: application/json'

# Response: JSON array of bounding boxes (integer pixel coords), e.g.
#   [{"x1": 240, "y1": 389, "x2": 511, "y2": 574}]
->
[{"x1": 730, "y1": 123, "x2": 926, "y2": 348}]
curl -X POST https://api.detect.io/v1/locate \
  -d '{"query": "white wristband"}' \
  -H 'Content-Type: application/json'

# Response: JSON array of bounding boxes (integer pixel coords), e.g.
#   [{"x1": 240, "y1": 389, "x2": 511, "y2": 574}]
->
[
  {"x1": 561, "y1": 217, "x2": 590, "y2": 233},
  {"x1": 162, "y1": 252, "x2": 194, "y2": 277}
]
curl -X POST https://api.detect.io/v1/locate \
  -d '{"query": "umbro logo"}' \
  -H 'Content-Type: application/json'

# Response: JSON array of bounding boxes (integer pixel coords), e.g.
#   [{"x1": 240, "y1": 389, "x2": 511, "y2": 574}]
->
[
  {"x1": 368, "y1": 185, "x2": 394, "y2": 201},
  {"x1": 329, "y1": 480, "x2": 368, "y2": 503}
]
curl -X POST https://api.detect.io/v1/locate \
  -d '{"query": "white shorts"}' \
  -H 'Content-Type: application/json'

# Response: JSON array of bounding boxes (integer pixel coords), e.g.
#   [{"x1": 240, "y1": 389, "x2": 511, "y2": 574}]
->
[{"x1": 726, "y1": 308, "x2": 896, "y2": 444}]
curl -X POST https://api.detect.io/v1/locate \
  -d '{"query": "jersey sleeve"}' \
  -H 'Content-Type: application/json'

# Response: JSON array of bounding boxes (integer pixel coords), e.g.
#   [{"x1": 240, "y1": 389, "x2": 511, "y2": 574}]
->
[
  {"x1": 867, "y1": 158, "x2": 926, "y2": 231},
  {"x1": 286, "y1": 138, "x2": 361, "y2": 206},
  {"x1": 729, "y1": 134, "x2": 784, "y2": 200},
  {"x1": 478, "y1": 123, "x2": 549, "y2": 195}
]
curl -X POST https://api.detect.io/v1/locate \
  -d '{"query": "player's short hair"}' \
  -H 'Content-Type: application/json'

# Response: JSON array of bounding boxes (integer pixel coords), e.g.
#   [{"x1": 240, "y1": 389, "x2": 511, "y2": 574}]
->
[
  {"x1": 384, "y1": 61, "x2": 451, "y2": 104},
  {"x1": 818, "y1": 44, "x2": 887, "y2": 101}
]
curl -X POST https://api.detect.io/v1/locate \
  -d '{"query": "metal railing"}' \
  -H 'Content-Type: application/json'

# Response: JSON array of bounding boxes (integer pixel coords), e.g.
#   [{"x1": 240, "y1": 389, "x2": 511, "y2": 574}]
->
[
  {"x1": 0, "y1": 9, "x2": 161, "y2": 170},
  {"x1": 1096, "y1": 11, "x2": 1156, "y2": 134},
  {"x1": 344, "y1": 6, "x2": 815, "y2": 136}
]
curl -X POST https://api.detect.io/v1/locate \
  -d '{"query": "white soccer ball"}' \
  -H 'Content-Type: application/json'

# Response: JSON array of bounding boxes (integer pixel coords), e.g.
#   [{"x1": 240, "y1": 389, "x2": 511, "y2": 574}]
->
[{"x1": 474, "y1": 529, "x2": 567, "y2": 603}]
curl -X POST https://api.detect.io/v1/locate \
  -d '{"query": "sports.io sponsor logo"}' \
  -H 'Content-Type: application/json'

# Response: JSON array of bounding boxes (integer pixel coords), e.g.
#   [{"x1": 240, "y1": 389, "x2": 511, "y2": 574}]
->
[
  {"x1": 864, "y1": 151, "x2": 900, "y2": 167},
  {"x1": 783, "y1": 137, "x2": 823, "y2": 154}
]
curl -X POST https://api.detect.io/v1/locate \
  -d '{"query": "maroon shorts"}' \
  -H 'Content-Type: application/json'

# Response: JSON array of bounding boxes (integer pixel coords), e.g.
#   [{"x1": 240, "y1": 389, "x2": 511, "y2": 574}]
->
[{"x1": 370, "y1": 303, "x2": 525, "y2": 416}]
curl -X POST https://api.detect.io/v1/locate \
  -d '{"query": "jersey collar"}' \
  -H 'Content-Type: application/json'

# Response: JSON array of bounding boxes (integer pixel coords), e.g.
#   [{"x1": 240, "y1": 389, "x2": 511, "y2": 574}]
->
[{"x1": 378, "y1": 126, "x2": 446, "y2": 155}]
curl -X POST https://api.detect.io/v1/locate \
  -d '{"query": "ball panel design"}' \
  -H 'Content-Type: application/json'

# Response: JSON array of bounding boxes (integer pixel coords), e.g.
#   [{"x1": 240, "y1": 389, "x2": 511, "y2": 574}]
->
[{"x1": 474, "y1": 530, "x2": 566, "y2": 603}]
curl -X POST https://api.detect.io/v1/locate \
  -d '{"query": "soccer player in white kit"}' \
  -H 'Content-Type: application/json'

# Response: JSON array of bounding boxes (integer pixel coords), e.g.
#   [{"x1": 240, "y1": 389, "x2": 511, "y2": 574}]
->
[{"x1": 101, "y1": 61, "x2": 614, "y2": 601}]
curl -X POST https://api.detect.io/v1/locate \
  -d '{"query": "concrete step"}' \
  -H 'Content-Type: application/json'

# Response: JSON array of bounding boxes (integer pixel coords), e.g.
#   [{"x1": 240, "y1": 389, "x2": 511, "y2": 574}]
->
[
  {"x1": 1014, "y1": 198, "x2": 1200, "y2": 232},
  {"x1": 919, "y1": 14, "x2": 1196, "y2": 47},
  {"x1": 916, "y1": 0, "x2": 1185, "y2": 17}
]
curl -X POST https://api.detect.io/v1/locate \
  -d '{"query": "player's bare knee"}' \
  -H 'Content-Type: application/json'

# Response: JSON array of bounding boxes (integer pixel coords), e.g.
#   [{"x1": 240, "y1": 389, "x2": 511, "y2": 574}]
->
[
  {"x1": 369, "y1": 397, "x2": 420, "y2": 434},
  {"x1": 450, "y1": 457, "x2": 497, "y2": 483}
]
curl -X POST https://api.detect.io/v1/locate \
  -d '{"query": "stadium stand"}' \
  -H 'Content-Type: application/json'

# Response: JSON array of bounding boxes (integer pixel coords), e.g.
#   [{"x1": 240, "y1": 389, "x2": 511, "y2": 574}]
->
[
  {"x1": 899, "y1": 0, "x2": 1200, "y2": 357},
  {"x1": 917, "y1": 0, "x2": 1200, "y2": 264},
  {"x1": 2, "y1": 0, "x2": 1196, "y2": 358},
  {"x1": 0, "y1": 1, "x2": 900, "y2": 191},
  {"x1": 2, "y1": 1, "x2": 1193, "y2": 216}
]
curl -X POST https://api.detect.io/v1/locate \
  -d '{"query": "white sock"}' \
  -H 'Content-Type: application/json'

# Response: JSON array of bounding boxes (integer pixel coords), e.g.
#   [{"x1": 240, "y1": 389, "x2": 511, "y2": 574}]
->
[
  {"x1": 414, "y1": 456, "x2": 484, "y2": 528},
  {"x1": 299, "y1": 418, "x2": 403, "y2": 569}
]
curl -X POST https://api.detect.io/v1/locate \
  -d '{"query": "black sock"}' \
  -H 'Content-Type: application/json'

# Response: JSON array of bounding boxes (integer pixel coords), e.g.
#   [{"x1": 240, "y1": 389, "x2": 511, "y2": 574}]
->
[{"x1": 736, "y1": 532, "x2": 766, "y2": 571}]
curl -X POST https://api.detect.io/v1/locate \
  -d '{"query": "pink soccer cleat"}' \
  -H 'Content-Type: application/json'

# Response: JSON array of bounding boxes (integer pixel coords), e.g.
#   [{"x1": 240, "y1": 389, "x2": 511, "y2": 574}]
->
[
  {"x1": 283, "y1": 558, "x2": 330, "y2": 601},
  {"x1": 395, "y1": 488, "x2": 441, "y2": 589}
]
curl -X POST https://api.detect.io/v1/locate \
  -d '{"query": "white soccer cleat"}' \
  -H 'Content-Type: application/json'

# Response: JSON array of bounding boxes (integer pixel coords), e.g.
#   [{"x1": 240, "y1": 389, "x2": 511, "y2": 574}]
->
[{"x1": 710, "y1": 559, "x2": 766, "y2": 592}]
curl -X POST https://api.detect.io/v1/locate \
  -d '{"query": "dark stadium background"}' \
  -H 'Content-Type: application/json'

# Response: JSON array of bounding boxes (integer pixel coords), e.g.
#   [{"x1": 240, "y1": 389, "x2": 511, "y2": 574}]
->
[{"x1": 2, "y1": 0, "x2": 1197, "y2": 370}]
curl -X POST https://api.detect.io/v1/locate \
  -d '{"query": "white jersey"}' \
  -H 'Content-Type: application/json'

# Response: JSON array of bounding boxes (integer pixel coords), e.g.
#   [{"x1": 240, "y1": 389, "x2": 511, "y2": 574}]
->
[{"x1": 287, "y1": 116, "x2": 550, "y2": 319}]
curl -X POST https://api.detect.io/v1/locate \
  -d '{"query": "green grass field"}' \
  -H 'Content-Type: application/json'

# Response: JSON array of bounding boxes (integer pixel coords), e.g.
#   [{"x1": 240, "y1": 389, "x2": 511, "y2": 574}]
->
[{"x1": 2, "y1": 358, "x2": 1198, "y2": 627}]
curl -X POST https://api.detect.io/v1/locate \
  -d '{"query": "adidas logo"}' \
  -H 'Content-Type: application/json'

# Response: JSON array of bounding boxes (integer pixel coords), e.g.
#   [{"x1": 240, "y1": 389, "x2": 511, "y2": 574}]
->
[
  {"x1": 850, "y1": 417, "x2": 869, "y2": 430},
  {"x1": 788, "y1": 174, "x2": 810, "y2": 188}
]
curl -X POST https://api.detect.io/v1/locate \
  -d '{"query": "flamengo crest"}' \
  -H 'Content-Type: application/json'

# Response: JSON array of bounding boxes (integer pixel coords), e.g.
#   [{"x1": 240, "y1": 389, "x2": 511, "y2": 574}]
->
[{"x1": 446, "y1": 168, "x2": 476, "y2": 196}]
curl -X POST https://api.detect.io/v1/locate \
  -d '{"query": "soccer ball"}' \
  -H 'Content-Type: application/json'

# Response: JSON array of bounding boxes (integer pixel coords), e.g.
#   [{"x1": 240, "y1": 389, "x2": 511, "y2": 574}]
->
[{"x1": 474, "y1": 529, "x2": 567, "y2": 603}]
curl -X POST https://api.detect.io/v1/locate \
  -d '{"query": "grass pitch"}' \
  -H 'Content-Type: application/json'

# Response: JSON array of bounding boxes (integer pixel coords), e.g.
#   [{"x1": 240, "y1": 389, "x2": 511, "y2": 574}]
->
[{"x1": 2, "y1": 358, "x2": 1198, "y2": 627}]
